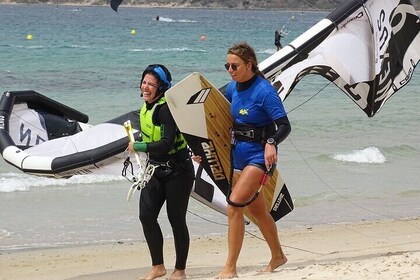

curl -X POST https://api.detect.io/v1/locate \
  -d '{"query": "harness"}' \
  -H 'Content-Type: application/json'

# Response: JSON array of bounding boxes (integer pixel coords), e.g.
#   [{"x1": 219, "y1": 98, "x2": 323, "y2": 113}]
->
[
  {"x1": 231, "y1": 122, "x2": 275, "y2": 144},
  {"x1": 122, "y1": 147, "x2": 192, "y2": 201}
]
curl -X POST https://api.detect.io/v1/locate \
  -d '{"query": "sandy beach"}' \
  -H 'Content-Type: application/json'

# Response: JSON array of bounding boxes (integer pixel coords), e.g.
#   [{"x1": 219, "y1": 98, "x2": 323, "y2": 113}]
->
[{"x1": 1, "y1": 217, "x2": 419, "y2": 280}]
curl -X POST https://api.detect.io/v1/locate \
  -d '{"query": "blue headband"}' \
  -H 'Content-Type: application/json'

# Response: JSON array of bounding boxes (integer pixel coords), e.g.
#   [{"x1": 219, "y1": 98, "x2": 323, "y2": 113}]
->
[{"x1": 153, "y1": 66, "x2": 172, "y2": 90}]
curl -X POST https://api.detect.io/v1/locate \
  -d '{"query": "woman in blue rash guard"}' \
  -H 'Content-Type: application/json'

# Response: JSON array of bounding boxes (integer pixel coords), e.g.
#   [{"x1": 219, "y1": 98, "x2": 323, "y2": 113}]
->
[
  {"x1": 219, "y1": 42, "x2": 291, "y2": 278},
  {"x1": 128, "y1": 64, "x2": 194, "y2": 280}
]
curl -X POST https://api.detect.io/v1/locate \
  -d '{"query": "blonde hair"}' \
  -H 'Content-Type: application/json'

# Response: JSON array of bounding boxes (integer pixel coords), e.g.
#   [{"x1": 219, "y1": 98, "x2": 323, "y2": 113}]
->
[{"x1": 227, "y1": 42, "x2": 264, "y2": 78}]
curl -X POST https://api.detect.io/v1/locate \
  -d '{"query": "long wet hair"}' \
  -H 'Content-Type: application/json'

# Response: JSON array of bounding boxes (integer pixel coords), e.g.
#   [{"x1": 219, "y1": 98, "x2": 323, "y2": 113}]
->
[{"x1": 227, "y1": 42, "x2": 265, "y2": 78}]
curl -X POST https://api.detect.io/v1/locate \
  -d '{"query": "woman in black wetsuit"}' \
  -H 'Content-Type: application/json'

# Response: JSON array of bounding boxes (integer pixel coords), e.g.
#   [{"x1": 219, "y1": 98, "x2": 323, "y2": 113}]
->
[{"x1": 128, "y1": 64, "x2": 194, "y2": 280}]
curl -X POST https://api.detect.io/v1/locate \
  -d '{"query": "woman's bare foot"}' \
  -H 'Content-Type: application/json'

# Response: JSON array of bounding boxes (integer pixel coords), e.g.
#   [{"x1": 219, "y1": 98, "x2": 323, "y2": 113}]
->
[
  {"x1": 141, "y1": 264, "x2": 167, "y2": 280},
  {"x1": 260, "y1": 255, "x2": 288, "y2": 273},
  {"x1": 215, "y1": 265, "x2": 238, "y2": 279},
  {"x1": 167, "y1": 269, "x2": 186, "y2": 280}
]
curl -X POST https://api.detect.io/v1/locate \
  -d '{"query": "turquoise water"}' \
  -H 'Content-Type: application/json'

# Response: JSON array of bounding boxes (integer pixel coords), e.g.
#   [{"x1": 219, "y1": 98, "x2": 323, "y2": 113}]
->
[{"x1": 0, "y1": 5, "x2": 419, "y2": 250}]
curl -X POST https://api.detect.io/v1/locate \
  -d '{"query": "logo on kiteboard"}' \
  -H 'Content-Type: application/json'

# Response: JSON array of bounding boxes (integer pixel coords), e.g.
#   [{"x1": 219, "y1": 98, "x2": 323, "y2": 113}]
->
[
  {"x1": 201, "y1": 140, "x2": 226, "y2": 181},
  {"x1": 187, "y1": 88, "x2": 212, "y2": 104}
]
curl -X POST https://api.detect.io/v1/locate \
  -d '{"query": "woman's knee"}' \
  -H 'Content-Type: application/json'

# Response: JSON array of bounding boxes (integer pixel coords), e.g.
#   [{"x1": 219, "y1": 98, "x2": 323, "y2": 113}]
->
[
  {"x1": 167, "y1": 211, "x2": 187, "y2": 225},
  {"x1": 139, "y1": 211, "x2": 157, "y2": 226},
  {"x1": 227, "y1": 203, "x2": 244, "y2": 218},
  {"x1": 247, "y1": 198, "x2": 268, "y2": 218}
]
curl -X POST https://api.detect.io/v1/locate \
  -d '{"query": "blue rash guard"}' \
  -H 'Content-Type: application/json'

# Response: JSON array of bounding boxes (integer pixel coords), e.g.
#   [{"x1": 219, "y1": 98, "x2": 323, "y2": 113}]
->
[{"x1": 225, "y1": 75, "x2": 287, "y2": 170}]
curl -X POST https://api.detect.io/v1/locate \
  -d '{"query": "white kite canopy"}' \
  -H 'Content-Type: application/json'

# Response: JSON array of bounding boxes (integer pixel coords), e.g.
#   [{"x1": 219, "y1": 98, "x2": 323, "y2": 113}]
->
[
  {"x1": 258, "y1": 0, "x2": 420, "y2": 117},
  {"x1": 0, "y1": 90, "x2": 139, "y2": 177}
]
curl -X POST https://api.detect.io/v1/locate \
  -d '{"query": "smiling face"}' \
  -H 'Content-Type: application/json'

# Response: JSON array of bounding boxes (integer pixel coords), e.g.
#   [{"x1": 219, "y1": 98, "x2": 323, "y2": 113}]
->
[
  {"x1": 140, "y1": 73, "x2": 160, "y2": 103},
  {"x1": 226, "y1": 54, "x2": 253, "y2": 83}
]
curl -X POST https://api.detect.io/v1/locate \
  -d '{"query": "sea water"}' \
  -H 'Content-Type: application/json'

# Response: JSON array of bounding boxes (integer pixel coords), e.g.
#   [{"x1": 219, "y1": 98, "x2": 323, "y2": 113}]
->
[{"x1": 0, "y1": 5, "x2": 419, "y2": 250}]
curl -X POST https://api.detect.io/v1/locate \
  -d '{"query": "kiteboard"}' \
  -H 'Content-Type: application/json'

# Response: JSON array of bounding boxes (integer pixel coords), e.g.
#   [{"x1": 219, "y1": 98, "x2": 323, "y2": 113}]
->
[{"x1": 166, "y1": 72, "x2": 294, "y2": 223}]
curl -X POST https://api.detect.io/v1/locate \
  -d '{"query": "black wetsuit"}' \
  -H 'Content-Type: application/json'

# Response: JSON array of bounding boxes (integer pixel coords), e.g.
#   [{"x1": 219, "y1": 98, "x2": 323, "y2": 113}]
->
[
  {"x1": 139, "y1": 100, "x2": 194, "y2": 270},
  {"x1": 275, "y1": 32, "x2": 283, "y2": 50}
]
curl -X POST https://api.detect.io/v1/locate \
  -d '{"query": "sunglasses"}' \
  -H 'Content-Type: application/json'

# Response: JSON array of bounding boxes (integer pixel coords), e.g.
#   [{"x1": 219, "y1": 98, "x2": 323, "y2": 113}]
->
[{"x1": 224, "y1": 63, "x2": 240, "y2": 71}]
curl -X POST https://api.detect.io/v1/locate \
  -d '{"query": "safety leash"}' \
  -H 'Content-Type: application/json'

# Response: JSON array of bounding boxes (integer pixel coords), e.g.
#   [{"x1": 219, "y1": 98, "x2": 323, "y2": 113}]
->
[{"x1": 226, "y1": 164, "x2": 274, "y2": 208}]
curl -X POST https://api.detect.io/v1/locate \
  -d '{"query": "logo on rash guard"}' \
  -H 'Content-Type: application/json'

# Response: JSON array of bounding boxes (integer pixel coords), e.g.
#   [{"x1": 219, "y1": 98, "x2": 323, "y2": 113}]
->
[{"x1": 239, "y1": 109, "x2": 248, "y2": 116}]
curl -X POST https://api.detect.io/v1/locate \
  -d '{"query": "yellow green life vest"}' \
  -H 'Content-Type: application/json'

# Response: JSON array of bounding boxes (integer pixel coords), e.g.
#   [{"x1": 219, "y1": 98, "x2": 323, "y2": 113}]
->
[{"x1": 139, "y1": 97, "x2": 187, "y2": 155}]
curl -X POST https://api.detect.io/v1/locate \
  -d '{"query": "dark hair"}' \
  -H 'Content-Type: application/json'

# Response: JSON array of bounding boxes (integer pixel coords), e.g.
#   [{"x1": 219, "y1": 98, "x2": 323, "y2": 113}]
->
[
  {"x1": 227, "y1": 42, "x2": 265, "y2": 78},
  {"x1": 141, "y1": 64, "x2": 172, "y2": 93}
]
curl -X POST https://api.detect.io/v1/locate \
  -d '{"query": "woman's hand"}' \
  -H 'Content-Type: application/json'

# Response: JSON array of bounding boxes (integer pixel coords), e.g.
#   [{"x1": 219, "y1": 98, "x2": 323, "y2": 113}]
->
[
  {"x1": 192, "y1": 154, "x2": 202, "y2": 163},
  {"x1": 127, "y1": 142, "x2": 134, "y2": 152},
  {"x1": 264, "y1": 144, "x2": 277, "y2": 171}
]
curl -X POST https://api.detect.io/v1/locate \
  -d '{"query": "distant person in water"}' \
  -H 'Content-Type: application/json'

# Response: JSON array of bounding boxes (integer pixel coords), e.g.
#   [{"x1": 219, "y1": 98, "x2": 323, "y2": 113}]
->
[
  {"x1": 156, "y1": 15, "x2": 160, "y2": 21},
  {"x1": 274, "y1": 30, "x2": 284, "y2": 51}
]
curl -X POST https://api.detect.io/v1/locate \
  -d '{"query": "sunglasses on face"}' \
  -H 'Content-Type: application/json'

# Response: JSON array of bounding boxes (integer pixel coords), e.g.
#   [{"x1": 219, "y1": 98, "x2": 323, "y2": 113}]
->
[{"x1": 224, "y1": 63, "x2": 240, "y2": 71}]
